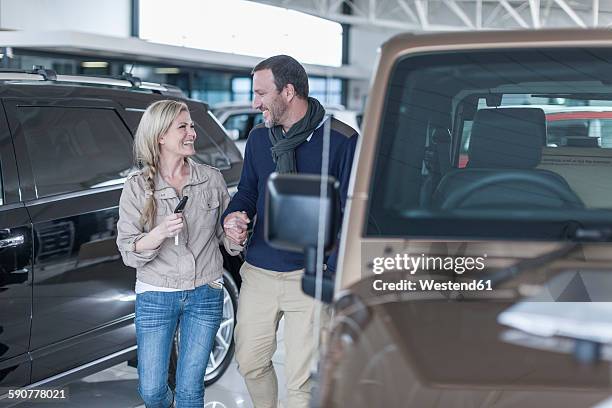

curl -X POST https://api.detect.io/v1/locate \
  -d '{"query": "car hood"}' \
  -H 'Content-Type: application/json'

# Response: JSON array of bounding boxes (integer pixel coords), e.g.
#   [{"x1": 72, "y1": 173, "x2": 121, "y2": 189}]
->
[{"x1": 323, "y1": 266, "x2": 612, "y2": 407}]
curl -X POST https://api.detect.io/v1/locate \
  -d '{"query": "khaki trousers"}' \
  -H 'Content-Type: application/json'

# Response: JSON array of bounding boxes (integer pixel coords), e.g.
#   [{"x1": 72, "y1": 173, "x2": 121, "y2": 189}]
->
[{"x1": 234, "y1": 261, "x2": 329, "y2": 408}]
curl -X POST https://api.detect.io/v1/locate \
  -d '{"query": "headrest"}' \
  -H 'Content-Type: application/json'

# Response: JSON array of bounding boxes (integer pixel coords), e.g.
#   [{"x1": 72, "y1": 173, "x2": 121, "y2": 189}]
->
[{"x1": 468, "y1": 108, "x2": 546, "y2": 169}]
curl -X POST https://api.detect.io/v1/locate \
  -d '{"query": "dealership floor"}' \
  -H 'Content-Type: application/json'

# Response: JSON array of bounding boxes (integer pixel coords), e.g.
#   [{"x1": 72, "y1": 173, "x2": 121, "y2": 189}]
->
[{"x1": 13, "y1": 321, "x2": 288, "y2": 408}]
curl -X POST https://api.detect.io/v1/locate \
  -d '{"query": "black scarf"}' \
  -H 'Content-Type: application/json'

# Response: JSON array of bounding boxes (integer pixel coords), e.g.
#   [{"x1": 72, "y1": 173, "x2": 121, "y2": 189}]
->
[{"x1": 269, "y1": 97, "x2": 326, "y2": 173}]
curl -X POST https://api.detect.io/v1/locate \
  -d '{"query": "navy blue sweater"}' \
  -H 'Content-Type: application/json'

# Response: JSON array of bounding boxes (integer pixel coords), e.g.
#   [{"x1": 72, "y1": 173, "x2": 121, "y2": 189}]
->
[{"x1": 222, "y1": 117, "x2": 358, "y2": 272}]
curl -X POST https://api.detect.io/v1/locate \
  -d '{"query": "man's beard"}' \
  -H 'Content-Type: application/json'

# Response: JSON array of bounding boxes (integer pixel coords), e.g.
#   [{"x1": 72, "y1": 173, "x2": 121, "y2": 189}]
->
[{"x1": 263, "y1": 98, "x2": 288, "y2": 128}]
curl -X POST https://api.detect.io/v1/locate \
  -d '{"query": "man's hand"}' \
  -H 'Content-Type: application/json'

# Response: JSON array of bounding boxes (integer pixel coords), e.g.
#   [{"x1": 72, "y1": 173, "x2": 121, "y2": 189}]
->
[{"x1": 224, "y1": 211, "x2": 250, "y2": 245}]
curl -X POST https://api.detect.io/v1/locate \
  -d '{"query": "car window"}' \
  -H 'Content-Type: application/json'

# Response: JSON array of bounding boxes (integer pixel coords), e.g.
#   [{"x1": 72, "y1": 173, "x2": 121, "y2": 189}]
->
[
  {"x1": 461, "y1": 107, "x2": 612, "y2": 166},
  {"x1": 17, "y1": 107, "x2": 133, "y2": 198},
  {"x1": 223, "y1": 113, "x2": 264, "y2": 141},
  {"x1": 253, "y1": 113, "x2": 265, "y2": 129},
  {"x1": 192, "y1": 111, "x2": 237, "y2": 170},
  {"x1": 192, "y1": 121, "x2": 230, "y2": 169},
  {"x1": 367, "y1": 48, "x2": 612, "y2": 240},
  {"x1": 123, "y1": 107, "x2": 236, "y2": 171},
  {"x1": 224, "y1": 114, "x2": 250, "y2": 140},
  {"x1": 546, "y1": 112, "x2": 612, "y2": 148}
]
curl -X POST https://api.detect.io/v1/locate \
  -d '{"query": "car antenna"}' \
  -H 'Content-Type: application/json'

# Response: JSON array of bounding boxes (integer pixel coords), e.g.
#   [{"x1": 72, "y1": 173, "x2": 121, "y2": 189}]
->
[{"x1": 121, "y1": 63, "x2": 141, "y2": 87}]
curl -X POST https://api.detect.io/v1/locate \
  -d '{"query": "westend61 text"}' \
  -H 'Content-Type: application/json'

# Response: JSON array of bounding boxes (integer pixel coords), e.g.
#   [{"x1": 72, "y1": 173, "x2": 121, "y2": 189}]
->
[{"x1": 373, "y1": 279, "x2": 493, "y2": 292}]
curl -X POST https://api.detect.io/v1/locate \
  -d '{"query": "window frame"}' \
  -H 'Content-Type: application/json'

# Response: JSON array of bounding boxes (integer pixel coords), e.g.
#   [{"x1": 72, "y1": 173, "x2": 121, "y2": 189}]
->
[{"x1": 0, "y1": 100, "x2": 22, "y2": 205}]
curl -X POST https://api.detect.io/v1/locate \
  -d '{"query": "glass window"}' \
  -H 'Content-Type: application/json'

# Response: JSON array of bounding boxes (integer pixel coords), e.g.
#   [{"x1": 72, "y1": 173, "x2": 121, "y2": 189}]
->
[
  {"x1": 309, "y1": 77, "x2": 343, "y2": 106},
  {"x1": 223, "y1": 113, "x2": 263, "y2": 141},
  {"x1": 367, "y1": 49, "x2": 612, "y2": 240},
  {"x1": 191, "y1": 72, "x2": 232, "y2": 105},
  {"x1": 12, "y1": 54, "x2": 78, "y2": 74},
  {"x1": 253, "y1": 112, "x2": 264, "y2": 127},
  {"x1": 224, "y1": 114, "x2": 250, "y2": 140},
  {"x1": 9, "y1": 52, "x2": 346, "y2": 107},
  {"x1": 232, "y1": 77, "x2": 252, "y2": 102},
  {"x1": 192, "y1": 113, "x2": 233, "y2": 169},
  {"x1": 17, "y1": 107, "x2": 133, "y2": 198}
]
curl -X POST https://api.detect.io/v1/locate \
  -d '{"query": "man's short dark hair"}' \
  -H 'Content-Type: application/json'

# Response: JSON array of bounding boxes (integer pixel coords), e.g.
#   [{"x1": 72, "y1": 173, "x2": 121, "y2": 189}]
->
[{"x1": 252, "y1": 55, "x2": 309, "y2": 98}]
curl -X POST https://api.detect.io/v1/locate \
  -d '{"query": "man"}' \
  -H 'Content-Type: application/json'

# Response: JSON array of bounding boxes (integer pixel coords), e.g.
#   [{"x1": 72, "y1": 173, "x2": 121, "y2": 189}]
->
[{"x1": 222, "y1": 55, "x2": 358, "y2": 408}]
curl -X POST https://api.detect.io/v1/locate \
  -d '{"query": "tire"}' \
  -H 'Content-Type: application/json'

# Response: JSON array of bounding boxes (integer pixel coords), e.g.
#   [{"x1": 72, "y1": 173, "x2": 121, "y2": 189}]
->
[{"x1": 168, "y1": 269, "x2": 239, "y2": 389}]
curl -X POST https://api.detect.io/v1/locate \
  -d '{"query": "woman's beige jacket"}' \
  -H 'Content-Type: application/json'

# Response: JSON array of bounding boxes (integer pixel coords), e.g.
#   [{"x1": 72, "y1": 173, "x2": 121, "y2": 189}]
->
[{"x1": 116, "y1": 159, "x2": 242, "y2": 289}]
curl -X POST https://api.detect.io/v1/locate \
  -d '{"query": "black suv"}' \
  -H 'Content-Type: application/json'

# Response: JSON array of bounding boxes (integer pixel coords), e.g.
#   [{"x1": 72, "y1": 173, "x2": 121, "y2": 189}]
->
[{"x1": 0, "y1": 69, "x2": 244, "y2": 395}]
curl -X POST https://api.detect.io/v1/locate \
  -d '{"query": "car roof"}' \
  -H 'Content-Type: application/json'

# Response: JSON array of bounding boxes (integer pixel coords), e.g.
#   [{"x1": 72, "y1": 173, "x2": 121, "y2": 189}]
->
[
  {"x1": 374, "y1": 29, "x2": 612, "y2": 108},
  {"x1": 383, "y1": 28, "x2": 612, "y2": 53},
  {"x1": 0, "y1": 69, "x2": 203, "y2": 108},
  {"x1": 0, "y1": 82, "x2": 207, "y2": 111}
]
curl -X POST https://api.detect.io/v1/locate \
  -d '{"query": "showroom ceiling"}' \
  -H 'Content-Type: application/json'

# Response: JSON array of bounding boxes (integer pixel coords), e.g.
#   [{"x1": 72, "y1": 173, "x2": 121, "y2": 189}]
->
[{"x1": 249, "y1": 0, "x2": 612, "y2": 31}]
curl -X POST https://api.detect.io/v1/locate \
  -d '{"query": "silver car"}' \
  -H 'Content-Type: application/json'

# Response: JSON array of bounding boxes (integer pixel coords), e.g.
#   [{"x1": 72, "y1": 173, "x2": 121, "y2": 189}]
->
[{"x1": 212, "y1": 101, "x2": 360, "y2": 156}]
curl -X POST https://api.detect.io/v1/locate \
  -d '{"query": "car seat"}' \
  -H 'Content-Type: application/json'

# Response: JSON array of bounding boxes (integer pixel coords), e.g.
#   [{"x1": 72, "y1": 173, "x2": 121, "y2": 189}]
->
[{"x1": 432, "y1": 108, "x2": 583, "y2": 210}]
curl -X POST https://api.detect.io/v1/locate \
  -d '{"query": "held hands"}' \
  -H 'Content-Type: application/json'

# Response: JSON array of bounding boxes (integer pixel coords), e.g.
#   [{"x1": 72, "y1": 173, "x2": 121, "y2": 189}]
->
[{"x1": 223, "y1": 211, "x2": 250, "y2": 245}]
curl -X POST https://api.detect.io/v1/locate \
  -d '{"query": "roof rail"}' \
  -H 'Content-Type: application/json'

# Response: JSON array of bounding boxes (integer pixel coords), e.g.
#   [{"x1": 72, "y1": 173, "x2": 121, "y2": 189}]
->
[
  {"x1": 32, "y1": 65, "x2": 57, "y2": 80},
  {"x1": 120, "y1": 71, "x2": 141, "y2": 87},
  {"x1": 0, "y1": 66, "x2": 186, "y2": 97}
]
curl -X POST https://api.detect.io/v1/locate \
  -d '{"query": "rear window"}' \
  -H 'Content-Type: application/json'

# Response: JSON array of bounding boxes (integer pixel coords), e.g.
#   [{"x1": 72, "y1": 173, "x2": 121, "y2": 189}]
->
[
  {"x1": 17, "y1": 106, "x2": 133, "y2": 198},
  {"x1": 367, "y1": 48, "x2": 612, "y2": 240}
]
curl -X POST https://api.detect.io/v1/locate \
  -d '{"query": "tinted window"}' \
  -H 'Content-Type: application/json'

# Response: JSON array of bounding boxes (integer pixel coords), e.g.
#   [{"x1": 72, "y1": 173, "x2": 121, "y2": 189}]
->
[
  {"x1": 122, "y1": 107, "x2": 235, "y2": 170},
  {"x1": 193, "y1": 122, "x2": 231, "y2": 169},
  {"x1": 224, "y1": 113, "x2": 264, "y2": 141},
  {"x1": 367, "y1": 49, "x2": 612, "y2": 240},
  {"x1": 18, "y1": 107, "x2": 133, "y2": 198},
  {"x1": 224, "y1": 114, "x2": 250, "y2": 140},
  {"x1": 253, "y1": 113, "x2": 264, "y2": 128}
]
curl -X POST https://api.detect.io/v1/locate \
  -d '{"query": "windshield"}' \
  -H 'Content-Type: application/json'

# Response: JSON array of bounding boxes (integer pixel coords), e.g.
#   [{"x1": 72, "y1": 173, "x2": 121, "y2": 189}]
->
[{"x1": 367, "y1": 48, "x2": 612, "y2": 240}]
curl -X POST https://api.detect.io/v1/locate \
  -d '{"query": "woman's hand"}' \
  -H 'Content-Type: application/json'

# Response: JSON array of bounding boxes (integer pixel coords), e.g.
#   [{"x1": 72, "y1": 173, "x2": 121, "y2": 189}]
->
[
  {"x1": 153, "y1": 213, "x2": 184, "y2": 240},
  {"x1": 134, "y1": 213, "x2": 184, "y2": 251}
]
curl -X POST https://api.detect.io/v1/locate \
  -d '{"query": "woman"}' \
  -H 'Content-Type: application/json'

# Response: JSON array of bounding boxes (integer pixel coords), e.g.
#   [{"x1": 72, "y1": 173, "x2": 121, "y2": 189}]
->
[{"x1": 116, "y1": 100, "x2": 242, "y2": 408}]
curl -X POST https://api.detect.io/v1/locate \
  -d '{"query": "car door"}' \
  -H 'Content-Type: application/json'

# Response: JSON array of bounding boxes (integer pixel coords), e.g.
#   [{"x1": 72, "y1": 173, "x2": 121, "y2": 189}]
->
[
  {"x1": 4, "y1": 98, "x2": 136, "y2": 383},
  {"x1": 0, "y1": 102, "x2": 32, "y2": 388}
]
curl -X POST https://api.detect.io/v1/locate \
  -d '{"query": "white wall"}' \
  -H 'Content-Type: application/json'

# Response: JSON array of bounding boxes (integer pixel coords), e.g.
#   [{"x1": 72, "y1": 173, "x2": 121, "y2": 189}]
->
[
  {"x1": 346, "y1": 25, "x2": 401, "y2": 111},
  {"x1": 0, "y1": 0, "x2": 131, "y2": 37},
  {"x1": 344, "y1": 2, "x2": 612, "y2": 111}
]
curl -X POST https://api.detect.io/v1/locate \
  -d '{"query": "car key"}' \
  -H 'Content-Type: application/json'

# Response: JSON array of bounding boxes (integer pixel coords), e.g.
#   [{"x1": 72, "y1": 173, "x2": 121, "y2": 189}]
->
[{"x1": 173, "y1": 196, "x2": 188, "y2": 245}]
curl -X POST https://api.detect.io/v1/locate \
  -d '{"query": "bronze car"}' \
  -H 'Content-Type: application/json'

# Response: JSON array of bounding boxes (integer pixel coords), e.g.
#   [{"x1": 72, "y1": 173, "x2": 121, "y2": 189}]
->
[{"x1": 268, "y1": 29, "x2": 612, "y2": 408}]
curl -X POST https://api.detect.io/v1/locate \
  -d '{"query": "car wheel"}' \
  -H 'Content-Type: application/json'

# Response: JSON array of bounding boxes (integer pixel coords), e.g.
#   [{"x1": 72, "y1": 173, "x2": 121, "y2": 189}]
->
[{"x1": 168, "y1": 269, "x2": 239, "y2": 388}]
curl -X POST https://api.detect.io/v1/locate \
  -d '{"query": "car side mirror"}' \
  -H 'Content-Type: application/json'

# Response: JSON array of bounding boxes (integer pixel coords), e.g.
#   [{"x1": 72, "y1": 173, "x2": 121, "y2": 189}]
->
[
  {"x1": 265, "y1": 173, "x2": 341, "y2": 302},
  {"x1": 227, "y1": 129, "x2": 240, "y2": 141},
  {"x1": 265, "y1": 173, "x2": 341, "y2": 252}
]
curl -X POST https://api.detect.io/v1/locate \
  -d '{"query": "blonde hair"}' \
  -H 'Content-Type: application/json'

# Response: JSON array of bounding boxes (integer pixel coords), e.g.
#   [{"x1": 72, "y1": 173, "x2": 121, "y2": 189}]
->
[{"x1": 133, "y1": 99, "x2": 189, "y2": 228}]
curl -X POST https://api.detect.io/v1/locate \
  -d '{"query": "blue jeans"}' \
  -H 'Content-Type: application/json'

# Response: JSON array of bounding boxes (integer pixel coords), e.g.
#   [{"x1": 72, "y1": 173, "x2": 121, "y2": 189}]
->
[{"x1": 135, "y1": 283, "x2": 223, "y2": 408}]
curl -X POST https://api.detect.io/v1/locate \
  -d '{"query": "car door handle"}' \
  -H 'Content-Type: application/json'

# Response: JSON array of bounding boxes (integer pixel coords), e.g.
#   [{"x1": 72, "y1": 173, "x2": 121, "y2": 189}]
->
[{"x1": 0, "y1": 235, "x2": 24, "y2": 248}]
